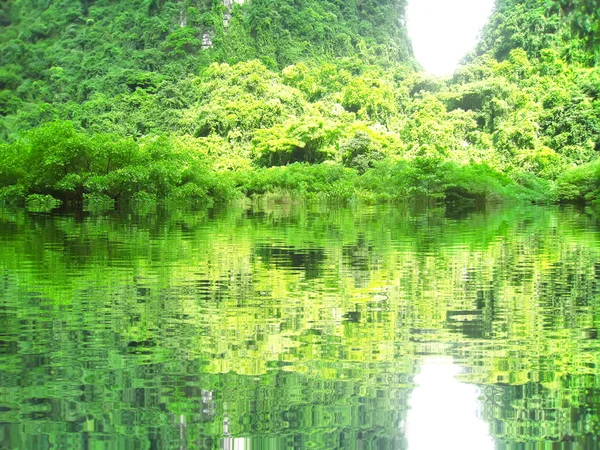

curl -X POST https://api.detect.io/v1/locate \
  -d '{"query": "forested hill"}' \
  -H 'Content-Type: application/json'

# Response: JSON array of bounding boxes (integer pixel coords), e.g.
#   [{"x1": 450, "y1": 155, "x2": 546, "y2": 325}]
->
[
  {"x1": 0, "y1": 0, "x2": 600, "y2": 210},
  {"x1": 0, "y1": 0, "x2": 412, "y2": 127},
  {"x1": 474, "y1": 0, "x2": 599, "y2": 64}
]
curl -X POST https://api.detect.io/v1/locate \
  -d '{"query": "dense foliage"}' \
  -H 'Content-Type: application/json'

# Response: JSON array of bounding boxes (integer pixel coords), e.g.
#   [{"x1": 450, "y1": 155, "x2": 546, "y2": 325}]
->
[
  {"x1": 0, "y1": 0, "x2": 600, "y2": 208},
  {"x1": 0, "y1": 0, "x2": 411, "y2": 136},
  {"x1": 474, "y1": 0, "x2": 600, "y2": 64}
]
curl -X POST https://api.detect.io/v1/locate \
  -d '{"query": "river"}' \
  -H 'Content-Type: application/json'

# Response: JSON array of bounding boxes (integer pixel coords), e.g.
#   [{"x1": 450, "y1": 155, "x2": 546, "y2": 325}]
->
[{"x1": 1, "y1": 204, "x2": 599, "y2": 449}]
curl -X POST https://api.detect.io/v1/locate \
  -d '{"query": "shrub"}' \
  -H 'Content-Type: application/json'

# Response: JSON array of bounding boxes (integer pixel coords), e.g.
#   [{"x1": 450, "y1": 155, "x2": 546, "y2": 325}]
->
[{"x1": 25, "y1": 194, "x2": 62, "y2": 211}]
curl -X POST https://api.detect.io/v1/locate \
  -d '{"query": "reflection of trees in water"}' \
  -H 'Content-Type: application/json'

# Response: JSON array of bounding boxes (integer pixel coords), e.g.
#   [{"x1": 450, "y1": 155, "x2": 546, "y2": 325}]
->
[
  {"x1": 2, "y1": 205, "x2": 600, "y2": 447},
  {"x1": 480, "y1": 381, "x2": 600, "y2": 445},
  {"x1": 255, "y1": 244, "x2": 326, "y2": 280},
  {"x1": 216, "y1": 371, "x2": 411, "y2": 450},
  {"x1": 343, "y1": 233, "x2": 381, "y2": 288},
  {"x1": 0, "y1": 353, "x2": 413, "y2": 449}
]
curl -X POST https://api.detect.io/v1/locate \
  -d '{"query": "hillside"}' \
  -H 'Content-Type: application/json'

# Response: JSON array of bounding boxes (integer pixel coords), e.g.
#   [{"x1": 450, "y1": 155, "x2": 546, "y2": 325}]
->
[
  {"x1": 474, "y1": 0, "x2": 599, "y2": 64},
  {"x1": 0, "y1": 0, "x2": 413, "y2": 137},
  {"x1": 0, "y1": 0, "x2": 599, "y2": 210}
]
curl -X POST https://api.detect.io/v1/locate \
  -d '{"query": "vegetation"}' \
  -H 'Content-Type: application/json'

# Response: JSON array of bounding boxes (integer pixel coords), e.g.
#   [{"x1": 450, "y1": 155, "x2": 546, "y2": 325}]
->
[
  {"x1": 2, "y1": 205, "x2": 600, "y2": 447},
  {"x1": 0, "y1": 0, "x2": 600, "y2": 208},
  {"x1": 3, "y1": 3, "x2": 600, "y2": 447}
]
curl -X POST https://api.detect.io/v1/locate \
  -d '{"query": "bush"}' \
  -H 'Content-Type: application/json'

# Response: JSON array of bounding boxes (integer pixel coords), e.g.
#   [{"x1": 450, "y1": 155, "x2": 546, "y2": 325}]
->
[
  {"x1": 83, "y1": 193, "x2": 115, "y2": 212},
  {"x1": 0, "y1": 122, "x2": 234, "y2": 209},
  {"x1": 0, "y1": 185, "x2": 26, "y2": 205},
  {"x1": 234, "y1": 163, "x2": 357, "y2": 201},
  {"x1": 445, "y1": 163, "x2": 548, "y2": 203},
  {"x1": 25, "y1": 194, "x2": 62, "y2": 211},
  {"x1": 556, "y1": 158, "x2": 600, "y2": 203},
  {"x1": 252, "y1": 116, "x2": 342, "y2": 166},
  {"x1": 340, "y1": 131, "x2": 385, "y2": 174}
]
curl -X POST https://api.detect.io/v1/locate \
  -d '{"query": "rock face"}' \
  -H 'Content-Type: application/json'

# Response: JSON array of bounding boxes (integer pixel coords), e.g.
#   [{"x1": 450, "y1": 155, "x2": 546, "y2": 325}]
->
[
  {"x1": 201, "y1": 31, "x2": 213, "y2": 49},
  {"x1": 223, "y1": 0, "x2": 245, "y2": 7},
  {"x1": 223, "y1": 0, "x2": 245, "y2": 28},
  {"x1": 195, "y1": 0, "x2": 245, "y2": 49}
]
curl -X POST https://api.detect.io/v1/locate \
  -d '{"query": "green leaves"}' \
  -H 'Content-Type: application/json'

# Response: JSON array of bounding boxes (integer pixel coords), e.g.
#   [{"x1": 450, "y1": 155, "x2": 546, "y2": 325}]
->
[
  {"x1": 341, "y1": 74, "x2": 396, "y2": 123},
  {"x1": 340, "y1": 130, "x2": 385, "y2": 174},
  {"x1": 0, "y1": 0, "x2": 414, "y2": 138},
  {"x1": 556, "y1": 157, "x2": 600, "y2": 203},
  {"x1": 24, "y1": 193, "x2": 62, "y2": 211},
  {"x1": 1, "y1": 0, "x2": 600, "y2": 207},
  {"x1": 253, "y1": 114, "x2": 342, "y2": 166},
  {"x1": 0, "y1": 121, "x2": 236, "y2": 207},
  {"x1": 162, "y1": 27, "x2": 202, "y2": 55}
]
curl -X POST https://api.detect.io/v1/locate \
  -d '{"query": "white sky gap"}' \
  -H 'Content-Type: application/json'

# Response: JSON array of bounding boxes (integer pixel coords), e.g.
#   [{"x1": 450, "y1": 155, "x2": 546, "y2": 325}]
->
[{"x1": 406, "y1": 0, "x2": 496, "y2": 76}]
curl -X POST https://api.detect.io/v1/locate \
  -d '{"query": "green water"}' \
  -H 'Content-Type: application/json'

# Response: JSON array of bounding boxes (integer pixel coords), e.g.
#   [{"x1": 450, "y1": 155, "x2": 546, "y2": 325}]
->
[{"x1": 1, "y1": 204, "x2": 599, "y2": 449}]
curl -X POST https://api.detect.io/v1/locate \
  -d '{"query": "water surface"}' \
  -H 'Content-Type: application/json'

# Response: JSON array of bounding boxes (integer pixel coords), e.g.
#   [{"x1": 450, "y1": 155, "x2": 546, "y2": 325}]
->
[{"x1": 1, "y1": 204, "x2": 599, "y2": 449}]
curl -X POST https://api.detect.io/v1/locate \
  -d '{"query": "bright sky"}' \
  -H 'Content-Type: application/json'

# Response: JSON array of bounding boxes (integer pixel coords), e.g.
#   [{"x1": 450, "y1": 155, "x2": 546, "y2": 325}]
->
[{"x1": 406, "y1": 0, "x2": 496, "y2": 76}]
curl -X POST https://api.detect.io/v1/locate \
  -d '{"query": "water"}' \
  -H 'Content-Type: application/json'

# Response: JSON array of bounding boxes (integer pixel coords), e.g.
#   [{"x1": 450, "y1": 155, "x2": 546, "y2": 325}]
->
[{"x1": 0, "y1": 204, "x2": 599, "y2": 449}]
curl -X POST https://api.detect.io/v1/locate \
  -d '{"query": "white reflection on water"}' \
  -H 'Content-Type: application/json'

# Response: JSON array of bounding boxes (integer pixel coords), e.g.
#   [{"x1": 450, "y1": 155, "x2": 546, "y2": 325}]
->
[
  {"x1": 222, "y1": 437, "x2": 249, "y2": 450},
  {"x1": 406, "y1": 357, "x2": 495, "y2": 450}
]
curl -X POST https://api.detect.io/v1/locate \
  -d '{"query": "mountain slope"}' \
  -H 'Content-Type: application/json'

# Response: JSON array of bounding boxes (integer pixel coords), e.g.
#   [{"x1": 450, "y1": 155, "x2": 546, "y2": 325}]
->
[
  {"x1": 1, "y1": 0, "x2": 600, "y2": 209},
  {"x1": 0, "y1": 0, "x2": 413, "y2": 136},
  {"x1": 474, "y1": 0, "x2": 599, "y2": 64}
]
